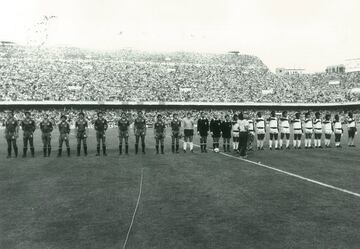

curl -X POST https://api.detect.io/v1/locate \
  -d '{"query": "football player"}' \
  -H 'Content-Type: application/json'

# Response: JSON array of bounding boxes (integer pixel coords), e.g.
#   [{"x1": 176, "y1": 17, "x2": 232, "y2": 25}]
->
[
  {"x1": 118, "y1": 112, "x2": 131, "y2": 155},
  {"x1": 323, "y1": 113, "x2": 332, "y2": 148},
  {"x1": 21, "y1": 111, "x2": 36, "y2": 157},
  {"x1": 170, "y1": 113, "x2": 181, "y2": 153},
  {"x1": 40, "y1": 113, "x2": 53, "y2": 157},
  {"x1": 197, "y1": 112, "x2": 209, "y2": 153},
  {"x1": 279, "y1": 111, "x2": 290, "y2": 149},
  {"x1": 182, "y1": 112, "x2": 195, "y2": 153},
  {"x1": 57, "y1": 114, "x2": 71, "y2": 157},
  {"x1": 346, "y1": 112, "x2": 356, "y2": 147},
  {"x1": 94, "y1": 111, "x2": 108, "y2": 156},
  {"x1": 267, "y1": 111, "x2": 279, "y2": 150},
  {"x1": 75, "y1": 112, "x2": 88, "y2": 156},
  {"x1": 247, "y1": 114, "x2": 255, "y2": 151},
  {"x1": 333, "y1": 114, "x2": 343, "y2": 148},
  {"x1": 255, "y1": 112, "x2": 266, "y2": 150},
  {"x1": 4, "y1": 111, "x2": 19, "y2": 158},
  {"x1": 210, "y1": 114, "x2": 222, "y2": 151},
  {"x1": 291, "y1": 112, "x2": 302, "y2": 149},
  {"x1": 154, "y1": 114, "x2": 166, "y2": 154},
  {"x1": 232, "y1": 114, "x2": 239, "y2": 151},
  {"x1": 304, "y1": 112, "x2": 313, "y2": 148},
  {"x1": 221, "y1": 114, "x2": 232, "y2": 152},
  {"x1": 134, "y1": 111, "x2": 146, "y2": 154},
  {"x1": 313, "y1": 112, "x2": 322, "y2": 148}
]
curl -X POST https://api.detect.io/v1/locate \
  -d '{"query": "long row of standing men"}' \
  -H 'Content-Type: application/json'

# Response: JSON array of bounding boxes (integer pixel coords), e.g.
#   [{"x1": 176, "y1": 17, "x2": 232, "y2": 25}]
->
[{"x1": 3, "y1": 110, "x2": 357, "y2": 158}]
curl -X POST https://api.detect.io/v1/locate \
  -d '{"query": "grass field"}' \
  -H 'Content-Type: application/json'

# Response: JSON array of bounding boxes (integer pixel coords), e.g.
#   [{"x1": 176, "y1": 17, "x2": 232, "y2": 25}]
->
[{"x1": 1, "y1": 128, "x2": 360, "y2": 249}]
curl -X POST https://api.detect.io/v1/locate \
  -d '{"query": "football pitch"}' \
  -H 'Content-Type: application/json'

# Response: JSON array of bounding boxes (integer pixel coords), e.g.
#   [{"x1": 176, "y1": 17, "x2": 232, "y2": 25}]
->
[{"x1": 1, "y1": 129, "x2": 360, "y2": 249}]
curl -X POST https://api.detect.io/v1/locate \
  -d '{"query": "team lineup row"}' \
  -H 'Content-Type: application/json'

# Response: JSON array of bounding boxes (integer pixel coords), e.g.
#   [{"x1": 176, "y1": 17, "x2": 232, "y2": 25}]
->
[{"x1": 3, "y1": 110, "x2": 358, "y2": 158}]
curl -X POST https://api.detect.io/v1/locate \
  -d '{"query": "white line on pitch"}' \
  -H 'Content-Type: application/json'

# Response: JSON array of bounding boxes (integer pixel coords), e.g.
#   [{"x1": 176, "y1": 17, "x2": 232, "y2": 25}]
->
[
  {"x1": 122, "y1": 168, "x2": 144, "y2": 249},
  {"x1": 190, "y1": 143, "x2": 360, "y2": 198}
]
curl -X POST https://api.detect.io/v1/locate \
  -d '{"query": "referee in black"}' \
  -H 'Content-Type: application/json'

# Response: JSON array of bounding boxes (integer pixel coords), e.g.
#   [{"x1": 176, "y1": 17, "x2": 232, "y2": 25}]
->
[
  {"x1": 238, "y1": 112, "x2": 249, "y2": 158},
  {"x1": 197, "y1": 112, "x2": 210, "y2": 153}
]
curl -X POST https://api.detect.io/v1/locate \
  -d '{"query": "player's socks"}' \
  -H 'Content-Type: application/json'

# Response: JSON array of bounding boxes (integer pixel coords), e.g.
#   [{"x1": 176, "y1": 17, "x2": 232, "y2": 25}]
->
[
  {"x1": 183, "y1": 142, "x2": 187, "y2": 151},
  {"x1": 77, "y1": 145, "x2": 81, "y2": 156},
  {"x1": 103, "y1": 146, "x2": 107, "y2": 156},
  {"x1": 279, "y1": 140, "x2": 283, "y2": 148},
  {"x1": 57, "y1": 149, "x2": 62, "y2": 157},
  {"x1": 7, "y1": 147, "x2": 11, "y2": 158},
  {"x1": 141, "y1": 144, "x2": 145, "y2": 154},
  {"x1": 176, "y1": 143, "x2": 179, "y2": 153},
  {"x1": 22, "y1": 148, "x2": 27, "y2": 158},
  {"x1": 275, "y1": 140, "x2": 278, "y2": 149},
  {"x1": 125, "y1": 144, "x2": 128, "y2": 154},
  {"x1": 269, "y1": 140, "x2": 273, "y2": 149},
  {"x1": 119, "y1": 145, "x2": 122, "y2": 155},
  {"x1": 161, "y1": 145, "x2": 164, "y2": 154},
  {"x1": 14, "y1": 146, "x2": 18, "y2": 157},
  {"x1": 297, "y1": 140, "x2": 301, "y2": 148},
  {"x1": 84, "y1": 145, "x2": 87, "y2": 156},
  {"x1": 190, "y1": 142, "x2": 194, "y2": 151},
  {"x1": 97, "y1": 145, "x2": 101, "y2": 155},
  {"x1": 135, "y1": 144, "x2": 138, "y2": 154},
  {"x1": 43, "y1": 147, "x2": 47, "y2": 157},
  {"x1": 67, "y1": 148, "x2": 71, "y2": 157},
  {"x1": 30, "y1": 148, "x2": 35, "y2": 157},
  {"x1": 156, "y1": 145, "x2": 159, "y2": 154},
  {"x1": 172, "y1": 144, "x2": 175, "y2": 153},
  {"x1": 48, "y1": 147, "x2": 51, "y2": 157},
  {"x1": 286, "y1": 140, "x2": 290, "y2": 148}
]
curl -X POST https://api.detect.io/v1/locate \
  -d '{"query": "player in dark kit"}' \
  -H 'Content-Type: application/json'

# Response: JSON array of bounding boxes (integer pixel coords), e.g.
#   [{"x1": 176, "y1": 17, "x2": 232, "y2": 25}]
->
[
  {"x1": 40, "y1": 113, "x2": 53, "y2": 157},
  {"x1": 154, "y1": 114, "x2": 166, "y2": 154},
  {"x1": 118, "y1": 112, "x2": 131, "y2": 155},
  {"x1": 134, "y1": 111, "x2": 147, "y2": 154},
  {"x1": 210, "y1": 114, "x2": 222, "y2": 151},
  {"x1": 4, "y1": 111, "x2": 19, "y2": 158},
  {"x1": 75, "y1": 112, "x2": 88, "y2": 156},
  {"x1": 197, "y1": 112, "x2": 209, "y2": 153},
  {"x1": 57, "y1": 115, "x2": 71, "y2": 157},
  {"x1": 21, "y1": 111, "x2": 36, "y2": 157},
  {"x1": 221, "y1": 114, "x2": 232, "y2": 152},
  {"x1": 170, "y1": 113, "x2": 181, "y2": 153},
  {"x1": 94, "y1": 112, "x2": 108, "y2": 156}
]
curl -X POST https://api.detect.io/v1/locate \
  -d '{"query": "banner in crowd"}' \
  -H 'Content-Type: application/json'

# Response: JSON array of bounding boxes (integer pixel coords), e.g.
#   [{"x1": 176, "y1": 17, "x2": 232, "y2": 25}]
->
[
  {"x1": 262, "y1": 89, "x2": 273, "y2": 95},
  {"x1": 328, "y1": 80, "x2": 340, "y2": 85}
]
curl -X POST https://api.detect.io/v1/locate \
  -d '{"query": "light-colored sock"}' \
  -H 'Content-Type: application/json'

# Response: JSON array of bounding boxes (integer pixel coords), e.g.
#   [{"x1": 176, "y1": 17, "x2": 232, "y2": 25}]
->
[
  {"x1": 293, "y1": 140, "x2": 296, "y2": 147},
  {"x1": 269, "y1": 140, "x2": 273, "y2": 148},
  {"x1": 286, "y1": 140, "x2": 290, "y2": 148},
  {"x1": 183, "y1": 142, "x2": 187, "y2": 150},
  {"x1": 257, "y1": 140, "x2": 260, "y2": 148},
  {"x1": 279, "y1": 140, "x2": 283, "y2": 148},
  {"x1": 275, "y1": 140, "x2": 278, "y2": 148},
  {"x1": 190, "y1": 142, "x2": 193, "y2": 150},
  {"x1": 297, "y1": 140, "x2": 301, "y2": 147}
]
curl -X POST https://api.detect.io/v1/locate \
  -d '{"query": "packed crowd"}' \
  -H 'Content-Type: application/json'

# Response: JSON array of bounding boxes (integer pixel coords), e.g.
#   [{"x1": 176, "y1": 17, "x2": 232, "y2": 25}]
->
[{"x1": 1, "y1": 46, "x2": 360, "y2": 103}]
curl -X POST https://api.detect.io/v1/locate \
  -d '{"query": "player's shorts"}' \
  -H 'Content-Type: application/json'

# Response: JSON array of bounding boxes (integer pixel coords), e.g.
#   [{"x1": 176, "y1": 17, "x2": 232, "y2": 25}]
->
[
  {"x1": 212, "y1": 133, "x2": 221, "y2": 138},
  {"x1": 249, "y1": 131, "x2": 255, "y2": 136},
  {"x1": 119, "y1": 130, "x2": 129, "y2": 139},
  {"x1": 155, "y1": 133, "x2": 165, "y2": 140},
  {"x1": 269, "y1": 128, "x2": 278, "y2": 134},
  {"x1": 42, "y1": 132, "x2": 51, "y2": 140},
  {"x1": 314, "y1": 128, "x2": 322, "y2": 134},
  {"x1": 172, "y1": 131, "x2": 180, "y2": 138},
  {"x1": 232, "y1": 132, "x2": 240, "y2": 138},
  {"x1": 96, "y1": 131, "x2": 106, "y2": 138},
  {"x1": 324, "y1": 129, "x2": 332, "y2": 135},
  {"x1": 184, "y1": 129, "x2": 194, "y2": 137},
  {"x1": 280, "y1": 127, "x2": 290, "y2": 134},
  {"x1": 348, "y1": 127, "x2": 356, "y2": 138},
  {"x1": 23, "y1": 132, "x2": 34, "y2": 139},
  {"x1": 334, "y1": 129, "x2": 342, "y2": 135},
  {"x1": 77, "y1": 131, "x2": 87, "y2": 139},
  {"x1": 256, "y1": 128, "x2": 265, "y2": 135},
  {"x1": 293, "y1": 129, "x2": 302, "y2": 135},
  {"x1": 135, "y1": 129, "x2": 146, "y2": 137},
  {"x1": 257, "y1": 134, "x2": 265, "y2": 140},
  {"x1": 304, "y1": 128, "x2": 313, "y2": 134},
  {"x1": 222, "y1": 132, "x2": 231, "y2": 139},
  {"x1": 5, "y1": 133, "x2": 16, "y2": 140},
  {"x1": 59, "y1": 133, "x2": 69, "y2": 141}
]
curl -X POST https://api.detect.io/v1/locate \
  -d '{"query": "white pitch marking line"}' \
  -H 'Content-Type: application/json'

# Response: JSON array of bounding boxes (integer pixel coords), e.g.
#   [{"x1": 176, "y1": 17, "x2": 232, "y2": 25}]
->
[
  {"x1": 122, "y1": 168, "x2": 144, "y2": 249},
  {"x1": 191, "y1": 143, "x2": 360, "y2": 198}
]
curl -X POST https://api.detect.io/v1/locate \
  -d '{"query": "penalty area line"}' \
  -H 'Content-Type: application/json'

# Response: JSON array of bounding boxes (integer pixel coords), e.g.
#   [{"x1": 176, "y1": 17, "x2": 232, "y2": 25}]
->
[
  {"x1": 122, "y1": 168, "x2": 144, "y2": 249},
  {"x1": 191, "y1": 143, "x2": 360, "y2": 198}
]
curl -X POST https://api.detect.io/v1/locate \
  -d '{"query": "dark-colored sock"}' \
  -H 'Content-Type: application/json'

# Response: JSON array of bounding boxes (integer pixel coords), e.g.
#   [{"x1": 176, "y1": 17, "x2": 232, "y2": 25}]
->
[
  {"x1": 67, "y1": 148, "x2": 70, "y2": 157},
  {"x1": 77, "y1": 145, "x2": 81, "y2": 156},
  {"x1": 57, "y1": 149, "x2": 62, "y2": 157},
  {"x1": 125, "y1": 144, "x2": 128, "y2": 154},
  {"x1": 156, "y1": 145, "x2": 159, "y2": 154},
  {"x1": 23, "y1": 148, "x2": 27, "y2": 157},
  {"x1": 161, "y1": 145, "x2": 164, "y2": 154},
  {"x1": 171, "y1": 144, "x2": 175, "y2": 153},
  {"x1": 135, "y1": 144, "x2": 138, "y2": 154},
  {"x1": 119, "y1": 145, "x2": 122, "y2": 155},
  {"x1": 48, "y1": 147, "x2": 51, "y2": 157},
  {"x1": 7, "y1": 147, "x2": 11, "y2": 157},
  {"x1": 227, "y1": 144, "x2": 230, "y2": 152},
  {"x1": 103, "y1": 146, "x2": 107, "y2": 155},
  {"x1": 96, "y1": 145, "x2": 100, "y2": 155},
  {"x1": 176, "y1": 143, "x2": 179, "y2": 152},
  {"x1": 84, "y1": 145, "x2": 87, "y2": 156},
  {"x1": 43, "y1": 147, "x2": 47, "y2": 157},
  {"x1": 30, "y1": 148, "x2": 34, "y2": 157},
  {"x1": 14, "y1": 146, "x2": 18, "y2": 157},
  {"x1": 142, "y1": 144, "x2": 145, "y2": 153}
]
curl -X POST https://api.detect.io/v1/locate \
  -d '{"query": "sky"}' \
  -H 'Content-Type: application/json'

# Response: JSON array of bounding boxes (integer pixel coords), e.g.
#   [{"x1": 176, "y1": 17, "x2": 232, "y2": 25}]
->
[{"x1": 1, "y1": 0, "x2": 360, "y2": 72}]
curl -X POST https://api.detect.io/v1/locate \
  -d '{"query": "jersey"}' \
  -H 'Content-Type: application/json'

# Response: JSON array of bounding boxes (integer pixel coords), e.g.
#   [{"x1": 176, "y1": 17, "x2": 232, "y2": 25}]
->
[
  {"x1": 292, "y1": 118, "x2": 302, "y2": 134},
  {"x1": 134, "y1": 117, "x2": 146, "y2": 131},
  {"x1": 267, "y1": 117, "x2": 278, "y2": 133},
  {"x1": 75, "y1": 119, "x2": 88, "y2": 133},
  {"x1": 313, "y1": 118, "x2": 322, "y2": 134},
  {"x1": 323, "y1": 120, "x2": 332, "y2": 134},
  {"x1": 40, "y1": 120, "x2": 53, "y2": 134},
  {"x1": 118, "y1": 118, "x2": 130, "y2": 132},
  {"x1": 197, "y1": 118, "x2": 209, "y2": 136},
  {"x1": 58, "y1": 121, "x2": 70, "y2": 134},
  {"x1": 21, "y1": 118, "x2": 36, "y2": 134},
  {"x1": 248, "y1": 119, "x2": 254, "y2": 132},
  {"x1": 221, "y1": 121, "x2": 232, "y2": 138},
  {"x1": 210, "y1": 119, "x2": 222, "y2": 137},
  {"x1": 333, "y1": 121, "x2": 343, "y2": 134},
  {"x1": 256, "y1": 118, "x2": 266, "y2": 134},
  {"x1": 347, "y1": 118, "x2": 356, "y2": 128},
  {"x1": 304, "y1": 118, "x2": 313, "y2": 133},
  {"x1": 170, "y1": 119, "x2": 181, "y2": 134},
  {"x1": 5, "y1": 118, "x2": 18, "y2": 135},
  {"x1": 279, "y1": 117, "x2": 290, "y2": 134},
  {"x1": 94, "y1": 118, "x2": 108, "y2": 132},
  {"x1": 154, "y1": 121, "x2": 166, "y2": 135}
]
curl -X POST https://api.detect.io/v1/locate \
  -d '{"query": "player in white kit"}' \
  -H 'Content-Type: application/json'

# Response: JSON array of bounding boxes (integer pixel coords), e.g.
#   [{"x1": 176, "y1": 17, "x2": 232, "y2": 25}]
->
[
  {"x1": 279, "y1": 111, "x2": 290, "y2": 149},
  {"x1": 346, "y1": 112, "x2": 357, "y2": 147},
  {"x1": 323, "y1": 113, "x2": 333, "y2": 148},
  {"x1": 313, "y1": 112, "x2": 323, "y2": 148},
  {"x1": 232, "y1": 114, "x2": 239, "y2": 151},
  {"x1": 291, "y1": 112, "x2": 302, "y2": 149},
  {"x1": 267, "y1": 111, "x2": 279, "y2": 150},
  {"x1": 333, "y1": 114, "x2": 343, "y2": 148},
  {"x1": 304, "y1": 112, "x2": 313, "y2": 148},
  {"x1": 255, "y1": 112, "x2": 266, "y2": 150}
]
